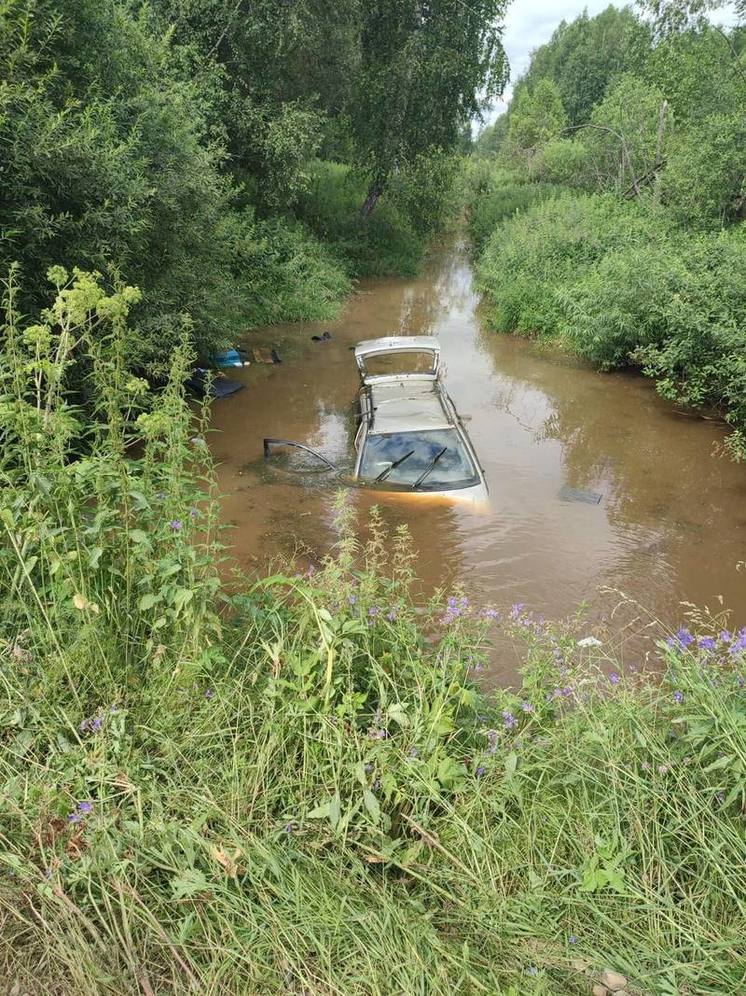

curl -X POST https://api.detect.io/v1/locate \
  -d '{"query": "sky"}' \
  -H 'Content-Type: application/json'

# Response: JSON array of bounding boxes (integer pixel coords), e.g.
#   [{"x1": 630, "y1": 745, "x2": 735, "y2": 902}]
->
[{"x1": 482, "y1": 0, "x2": 740, "y2": 125}]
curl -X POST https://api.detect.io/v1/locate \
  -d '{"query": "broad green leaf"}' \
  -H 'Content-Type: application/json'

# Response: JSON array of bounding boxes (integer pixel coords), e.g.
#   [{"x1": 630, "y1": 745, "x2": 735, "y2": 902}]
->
[
  {"x1": 307, "y1": 801, "x2": 331, "y2": 819},
  {"x1": 504, "y1": 752, "x2": 518, "y2": 779},
  {"x1": 329, "y1": 792, "x2": 341, "y2": 830},
  {"x1": 171, "y1": 869, "x2": 208, "y2": 900},
  {"x1": 172, "y1": 588, "x2": 194, "y2": 612},
  {"x1": 387, "y1": 703, "x2": 409, "y2": 727},
  {"x1": 363, "y1": 788, "x2": 380, "y2": 823}
]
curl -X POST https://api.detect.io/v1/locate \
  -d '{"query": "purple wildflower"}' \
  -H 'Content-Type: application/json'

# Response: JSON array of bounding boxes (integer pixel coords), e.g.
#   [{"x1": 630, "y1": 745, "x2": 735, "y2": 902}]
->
[
  {"x1": 719, "y1": 630, "x2": 732, "y2": 644},
  {"x1": 169, "y1": 519, "x2": 182, "y2": 532},
  {"x1": 348, "y1": 594, "x2": 357, "y2": 605},
  {"x1": 698, "y1": 636, "x2": 716, "y2": 651},
  {"x1": 368, "y1": 606, "x2": 379, "y2": 618},
  {"x1": 91, "y1": 716, "x2": 103, "y2": 732},
  {"x1": 189, "y1": 507, "x2": 199, "y2": 519},
  {"x1": 408, "y1": 747, "x2": 419, "y2": 758},
  {"x1": 510, "y1": 603, "x2": 525, "y2": 620},
  {"x1": 609, "y1": 672, "x2": 620, "y2": 685},
  {"x1": 68, "y1": 801, "x2": 92, "y2": 823},
  {"x1": 520, "y1": 701, "x2": 535, "y2": 713},
  {"x1": 677, "y1": 627, "x2": 694, "y2": 648},
  {"x1": 729, "y1": 630, "x2": 746, "y2": 656},
  {"x1": 204, "y1": 688, "x2": 214, "y2": 699},
  {"x1": 673, "y1": 690, "x2": 684, "y2": 704},
  {"x1": 364, "y1": 762, "x2": 374, "y2": 774},
  {"x1": 502, "y1": 710, "x2": 517, "y2": 730},
  {"x1": 568, "y1": 935, "x2": 577, "y2": 945},
  {"x1": 284, "y1": 821, "x2": 297, "y2": 834},
  {"x1": 475, "y1": 766, "x2": 486, "y2": 778}
]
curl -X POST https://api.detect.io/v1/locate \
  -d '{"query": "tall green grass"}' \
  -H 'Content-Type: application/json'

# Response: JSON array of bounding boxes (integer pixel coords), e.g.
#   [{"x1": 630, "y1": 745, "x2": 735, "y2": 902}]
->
[{"x1": 1, "y1": 271, "x2": 745, "y2": 993}]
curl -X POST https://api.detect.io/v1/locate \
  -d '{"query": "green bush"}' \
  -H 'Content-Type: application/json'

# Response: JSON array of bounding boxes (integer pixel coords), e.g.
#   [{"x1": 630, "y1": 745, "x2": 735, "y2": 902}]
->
[
  {"x1": 297, "y1": 162, "x2": 426, "y2": 276},
  {"x1": 660, "y1": 113, "x2": 746, "y2": 229},
  {"x1": 474, "y1": 187, "x2": 746, "y2": 458},
  {"x1": 464, "y1": 162, "x2": 562, "y2": 250},
  {"x1": 228, "y1": 214, "x2": 352, "y2": 328},
  {"x1": 476, "y1": 191, "x2": 666, "y2": 335}
]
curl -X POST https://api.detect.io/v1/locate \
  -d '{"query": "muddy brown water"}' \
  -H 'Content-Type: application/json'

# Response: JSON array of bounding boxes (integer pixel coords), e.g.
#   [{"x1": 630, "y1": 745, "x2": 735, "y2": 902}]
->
[{"x1": 209, "y1": 241, "x2": 746, "y2": 679}]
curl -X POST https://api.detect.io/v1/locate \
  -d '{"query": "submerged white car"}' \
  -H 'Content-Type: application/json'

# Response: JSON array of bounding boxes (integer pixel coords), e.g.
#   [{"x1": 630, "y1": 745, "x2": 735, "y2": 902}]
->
[{"x1": 264, "y1": 336, "x2": 488, "y2": 505}]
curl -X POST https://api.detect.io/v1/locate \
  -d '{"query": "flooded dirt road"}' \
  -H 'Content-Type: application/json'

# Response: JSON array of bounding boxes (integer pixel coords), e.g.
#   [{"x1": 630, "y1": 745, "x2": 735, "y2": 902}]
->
[{"x1": 209, "y1": 241, "x2": 746, "y2": 671}]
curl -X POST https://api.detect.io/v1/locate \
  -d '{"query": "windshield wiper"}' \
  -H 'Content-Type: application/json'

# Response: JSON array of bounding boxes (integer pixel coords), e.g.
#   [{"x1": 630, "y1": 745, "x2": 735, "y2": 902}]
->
[
  {"x1": 413, "y1": 446, "x2": 448, "y2": 488},
  {"x1": 375, "y1": 449, "x2": 415, "y2": 483}
]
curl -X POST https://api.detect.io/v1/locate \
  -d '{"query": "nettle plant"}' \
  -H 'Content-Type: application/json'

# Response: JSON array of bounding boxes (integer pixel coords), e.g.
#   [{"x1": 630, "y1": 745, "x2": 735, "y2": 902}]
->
[{"x1": 0, "y1": 266, "x2": 222, "y2": 700}]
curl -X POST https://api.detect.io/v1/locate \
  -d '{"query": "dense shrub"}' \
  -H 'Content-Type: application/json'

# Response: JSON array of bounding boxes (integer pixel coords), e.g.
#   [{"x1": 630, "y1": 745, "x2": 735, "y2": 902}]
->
[
  {"x1": 228, "y1": 215, "x2": 352, "y2": 327},
  {"x1": 476, "y1": 189, "x2": 746, "y2": 458},
  {"x1": 476, "y1": 192, "x2": 667, "y2": 335},
  {"x1": 297, "y1": 162, "x2": 426, "y2": 276},
  {"x1": 463, "y1": 162, "x2": 562, "y2": 250},
  {"x1": 660, "y1": 114, "x2": 746, "y2": 228}
]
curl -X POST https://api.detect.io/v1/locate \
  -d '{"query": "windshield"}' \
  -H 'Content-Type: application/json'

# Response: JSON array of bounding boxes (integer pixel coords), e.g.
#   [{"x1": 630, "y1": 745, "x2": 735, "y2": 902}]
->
[{"x1": 358, "y1": 429, "x2": 479, "y2": 491}]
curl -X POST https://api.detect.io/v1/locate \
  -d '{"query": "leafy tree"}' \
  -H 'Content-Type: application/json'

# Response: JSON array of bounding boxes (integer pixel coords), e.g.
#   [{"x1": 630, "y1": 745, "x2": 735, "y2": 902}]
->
[
  {"x1": 147, "y1": 0, "x2": 363, "y2": 207},
  {"x1": 352, "y1": 0, "x2": 508, "y2": 214},
  {"x1": 580, "y1": 74, "x2": 670, "y2": 195},
  {"x1": 514, "y1": 6, "x2": 651, "y2": 126},
  {"x1": 506, "y1": 79, "x2": 567, "y2": 173},
  {"x1": 0, "y1": 0, "x2": 242, "y2": 362},
  {"x1": 661, "y1": 114, "x2": 746, "y2": 226}
]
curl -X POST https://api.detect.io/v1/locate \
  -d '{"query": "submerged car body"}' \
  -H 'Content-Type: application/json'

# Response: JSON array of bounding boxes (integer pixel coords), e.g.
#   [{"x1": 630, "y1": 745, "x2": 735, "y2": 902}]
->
[
  {"x1": 264, "y1": 335, "x2": 488, "y2": 506},
  {"x1": 351, "y1": 336, "x2": 487, "y2": 505}
]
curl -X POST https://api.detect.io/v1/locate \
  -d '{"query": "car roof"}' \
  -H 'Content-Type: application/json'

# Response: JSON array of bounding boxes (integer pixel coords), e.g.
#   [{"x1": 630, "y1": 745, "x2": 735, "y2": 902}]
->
[
  {"x1": 367, "y1": 378, "x2": 454, "y2": 435},
  {"x1": 355, "y1": 335, "x2": 440, "y2": 358}
]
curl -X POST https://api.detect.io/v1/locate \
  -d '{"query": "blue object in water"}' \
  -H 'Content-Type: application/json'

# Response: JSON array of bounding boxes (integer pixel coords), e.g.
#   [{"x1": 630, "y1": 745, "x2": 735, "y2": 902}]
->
[{"x1": 211, "y1": 348, "x2": 245, "y2": 368}]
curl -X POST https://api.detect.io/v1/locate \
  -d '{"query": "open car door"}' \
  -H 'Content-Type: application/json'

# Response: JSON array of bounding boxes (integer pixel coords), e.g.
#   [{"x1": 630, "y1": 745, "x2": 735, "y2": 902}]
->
[{"x1": 354, "y1": 336, "x2": 440, "y2": 384}]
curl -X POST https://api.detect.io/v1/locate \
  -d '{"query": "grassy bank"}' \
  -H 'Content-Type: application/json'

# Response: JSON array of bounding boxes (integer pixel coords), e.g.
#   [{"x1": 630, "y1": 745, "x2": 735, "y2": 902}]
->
[
  {"x1": 464, "y1": 168, "x2": 746, "y2": 461},
  {"x1": 1, "y1": 266, "x2": 745, "y2": 994}
]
